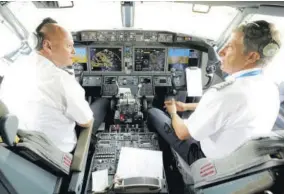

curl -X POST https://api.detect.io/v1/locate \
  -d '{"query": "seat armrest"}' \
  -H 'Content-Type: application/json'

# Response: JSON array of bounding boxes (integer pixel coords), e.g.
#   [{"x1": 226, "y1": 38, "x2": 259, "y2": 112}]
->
[{"x1": 71, "y1": 122, "x2": 93, "y2": 171}]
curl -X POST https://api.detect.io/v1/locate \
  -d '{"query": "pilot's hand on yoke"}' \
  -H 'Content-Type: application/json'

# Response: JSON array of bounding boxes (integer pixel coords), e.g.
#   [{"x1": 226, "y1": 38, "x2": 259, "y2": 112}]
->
[
  {"x1": 175, "y1": 101, "x2": 187, "y2": 112},
  {"x1": 164, "y1": 99, "x2": 177, "y2": 115},
  {"x1": 164, "y1": 100, "x2": 187, "y2": 112}
]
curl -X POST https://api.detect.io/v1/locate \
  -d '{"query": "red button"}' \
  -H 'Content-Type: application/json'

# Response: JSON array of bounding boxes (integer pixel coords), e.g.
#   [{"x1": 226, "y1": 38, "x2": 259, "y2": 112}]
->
[{"x1": 120, "y1": 114, "x2": 125, "y2": 121}]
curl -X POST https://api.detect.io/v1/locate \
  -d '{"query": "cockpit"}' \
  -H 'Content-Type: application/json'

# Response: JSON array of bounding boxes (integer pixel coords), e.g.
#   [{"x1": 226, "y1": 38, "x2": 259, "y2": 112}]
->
[{"x1": 0, "y1": 1, "x2": 284, "y2": 194}]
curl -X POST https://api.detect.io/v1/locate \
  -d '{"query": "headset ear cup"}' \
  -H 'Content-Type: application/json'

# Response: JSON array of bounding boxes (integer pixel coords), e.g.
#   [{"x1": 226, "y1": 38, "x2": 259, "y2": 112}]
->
[
  {"x1": 258, "y1": 42, "x2": 267, "y2": 58},
  {"x1": 36, "y1": 32, "x2": 44, "y2": 51},
  {"x1": 258, "y1": 39, "x2": 280, "y2": 58},
  {"x1": 262, "y1": 42, "x2": 280, "y2": 57},
  {"x1": 27, "y1": 32, "x2": 40, "y2": 50}
]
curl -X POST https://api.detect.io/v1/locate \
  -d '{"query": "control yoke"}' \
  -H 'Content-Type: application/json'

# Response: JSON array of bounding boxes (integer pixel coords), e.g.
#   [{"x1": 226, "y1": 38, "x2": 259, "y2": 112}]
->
[{"x1": 204, "y1": 45, "x2": 219, "y2": 89}]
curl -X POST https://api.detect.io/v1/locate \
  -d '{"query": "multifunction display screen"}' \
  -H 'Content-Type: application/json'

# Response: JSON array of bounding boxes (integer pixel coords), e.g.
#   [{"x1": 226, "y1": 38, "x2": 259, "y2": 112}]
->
[
  {"x1": 90, "y1": 47, "x2": 122, "y2": 71},
  {"x1": 168, "y1": 48, "x2": 199, "y2": 71},
  {"x1": 134, "y1": 48, "x2": 165, "y2": 71},
  {"x1": 72, "y1": 47, "x2": 88, "y2": 71}
]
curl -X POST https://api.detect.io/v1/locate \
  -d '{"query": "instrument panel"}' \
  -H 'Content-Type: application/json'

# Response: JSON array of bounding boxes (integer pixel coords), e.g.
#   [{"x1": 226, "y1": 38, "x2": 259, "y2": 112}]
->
[
  {"x1": 82, "y1": 73, "x2": 185, "y2": 97},
  {"x1": 73, "y1": 30, "x2": 204, "y2": 97},
  {"x1": 72, "y1": 46, "x2": 201, "y2": 74}
]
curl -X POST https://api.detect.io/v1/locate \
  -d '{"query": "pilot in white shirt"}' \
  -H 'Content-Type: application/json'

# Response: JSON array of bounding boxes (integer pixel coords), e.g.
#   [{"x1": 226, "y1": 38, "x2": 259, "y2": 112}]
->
[
  {"x1": 147, "y1": 20, "x2": 281, "y2": 164},
  {"x1": 0, "y1": 18, "x2": 108, "y2": 152}
]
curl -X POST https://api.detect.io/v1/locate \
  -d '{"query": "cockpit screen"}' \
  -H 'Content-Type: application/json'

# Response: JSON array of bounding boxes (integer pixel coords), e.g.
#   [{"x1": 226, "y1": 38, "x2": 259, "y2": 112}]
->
[
  {"x1": 168, "y1": 48, "x2": 199, "y2": 71},
  {"x1": 134, "y1": 48, "x2": 165, "y2": 71},
  {"x1": 90, "y1": 47, "x2": 122, "y2": 71},
  {"x1": 73, "y1": 47, "x2": 87, "y2": 71}
]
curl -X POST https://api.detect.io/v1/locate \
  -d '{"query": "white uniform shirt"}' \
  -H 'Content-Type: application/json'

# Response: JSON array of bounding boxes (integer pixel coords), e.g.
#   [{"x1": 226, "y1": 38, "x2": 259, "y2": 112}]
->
[
  {"x1": 0, "y1": 53, "x2": 93, "y2": 152},
  {"x1": 184, "y1": 68, "x2": 280, "y2": 159}
]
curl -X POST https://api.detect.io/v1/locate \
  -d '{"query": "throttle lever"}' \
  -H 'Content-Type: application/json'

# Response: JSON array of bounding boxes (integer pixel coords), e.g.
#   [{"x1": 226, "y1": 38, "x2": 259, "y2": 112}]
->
[
  {"x1": 170, "y1": 68, "x2": 178, "y2": 95},
  {"x1": 136, "y1": 83, "x2": 142, "y2": 98}
]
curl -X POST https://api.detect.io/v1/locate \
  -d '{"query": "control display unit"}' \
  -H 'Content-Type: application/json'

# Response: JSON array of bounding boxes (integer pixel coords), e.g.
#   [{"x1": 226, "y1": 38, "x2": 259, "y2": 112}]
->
[
  {"x1": 134, "y1": 48, "x2": 166, "y2": 71},
  {"x1": 72, "y1": 47, "x2": 88, "y2": 71},
  {"x1": 168, "y1": 48, "x2": 199, "y2": 71},
  {"x1": 90, "y1": 47, "x2": 122, "y2": 72}
]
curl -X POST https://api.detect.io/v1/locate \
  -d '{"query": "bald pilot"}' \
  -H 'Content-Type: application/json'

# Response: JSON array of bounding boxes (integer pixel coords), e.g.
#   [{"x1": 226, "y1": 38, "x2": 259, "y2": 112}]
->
[{"x1": 0, "y1": 18, "x2": 109, "y2": 153}]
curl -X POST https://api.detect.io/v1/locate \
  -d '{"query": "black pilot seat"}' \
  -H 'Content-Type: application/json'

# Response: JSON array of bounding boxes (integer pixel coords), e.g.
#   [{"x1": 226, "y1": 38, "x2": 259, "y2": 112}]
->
[
  {"x1": 172, "y1": 131, "x2": 284, "y2": 194},
  {"x1": 0, "y1": 99, "x2": 93, "y2": 194}
]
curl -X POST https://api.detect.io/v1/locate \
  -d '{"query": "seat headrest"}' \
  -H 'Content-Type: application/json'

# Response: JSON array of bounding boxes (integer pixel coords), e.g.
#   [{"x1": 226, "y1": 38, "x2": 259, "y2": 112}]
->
[
  {"x1": 0, "y1": 115, "x2": 18, "y2": 146},
  {"x1": 0, "y1": 100, "x2": 9, "y2": 117},
  {"x1": 0, "y1": 100, "x2": 19, "y2": 146}
]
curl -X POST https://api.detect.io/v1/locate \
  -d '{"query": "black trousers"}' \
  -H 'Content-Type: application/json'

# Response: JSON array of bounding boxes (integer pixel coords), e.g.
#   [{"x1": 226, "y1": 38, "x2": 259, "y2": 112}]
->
[
  {"x1": 147, "y1": 108, "x2": 205, "y2": 166},
  {"x1": 90, "y1": 98, "x2": 110, "y2": 135}
]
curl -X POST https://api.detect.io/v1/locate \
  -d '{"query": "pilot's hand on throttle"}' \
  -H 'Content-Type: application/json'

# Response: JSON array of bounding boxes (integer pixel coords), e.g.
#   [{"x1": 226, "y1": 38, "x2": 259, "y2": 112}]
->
[{"x1": 164, "y1": 99, "x2": 177, "y2": 114}]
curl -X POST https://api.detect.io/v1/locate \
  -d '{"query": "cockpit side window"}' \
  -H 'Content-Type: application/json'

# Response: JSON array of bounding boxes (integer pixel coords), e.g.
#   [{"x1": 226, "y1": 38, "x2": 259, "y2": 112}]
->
[
  {"x1": 0, "y1": 15, "x2": 22, "y2": 77},
  {"x1": 0, "y1": 15, "x2": 22, "y2": 59}
]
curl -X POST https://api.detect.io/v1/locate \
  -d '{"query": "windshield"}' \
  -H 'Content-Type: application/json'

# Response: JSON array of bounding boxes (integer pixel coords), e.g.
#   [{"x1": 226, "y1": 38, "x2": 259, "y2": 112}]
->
[
  {"x1": 7, "y1": 1, "x2": 239, "y2": 41},
  {"x1": 0, "y1": 14, "x2": 21, "y2": 57},
  {"x1": 134, "y1": 2, "x2": 238, "y2": 40}
]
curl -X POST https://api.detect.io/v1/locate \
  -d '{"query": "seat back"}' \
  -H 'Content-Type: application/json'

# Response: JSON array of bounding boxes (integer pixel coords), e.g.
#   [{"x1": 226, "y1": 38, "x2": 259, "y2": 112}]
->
[
  {"x1": 273, "y1": 82, "x2": 284, "y2": 130},
  {"x1": 193, "y1": 132, "x2": 283, "y2": 187},
  {"x1": 0, "y1": 99, "x2": 93, "y2": 193},
  {"x1": 14, "y1": 123, "x2": 93, "y2": 194},
  {"x1": 173, "y1": 130, "x2": 284, "y2": 188},
  {"x1": 273, "y1": 101, "x2": 284, "y2": 131},
  {"x1": 0, "y1": 100, "x2": 62, "y2": 194},
  {"x1": 0, "y1": 146, "x2": 61, "y2": 194},
  {"x1": 0, "y1": 100, "x2": 72, "y2": 176}
]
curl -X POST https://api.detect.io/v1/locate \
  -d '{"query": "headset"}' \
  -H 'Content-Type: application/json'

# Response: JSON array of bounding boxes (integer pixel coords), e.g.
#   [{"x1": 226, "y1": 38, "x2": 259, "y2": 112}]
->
[
  {"x1": 244, "y1": 20, "x2": 280, "y2": 58},
  {"x1": 33, "y1": 17, "x2": 57, "y2": 51}
]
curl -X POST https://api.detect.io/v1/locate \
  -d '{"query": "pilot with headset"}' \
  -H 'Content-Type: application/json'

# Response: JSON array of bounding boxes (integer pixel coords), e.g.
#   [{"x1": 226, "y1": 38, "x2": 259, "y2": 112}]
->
[
  {"x1": 147, "y1": 20, "x2": 281, "y2": 165},
  {"x1": 0, "y1": 18, "x2": 109, "y2": 153}
]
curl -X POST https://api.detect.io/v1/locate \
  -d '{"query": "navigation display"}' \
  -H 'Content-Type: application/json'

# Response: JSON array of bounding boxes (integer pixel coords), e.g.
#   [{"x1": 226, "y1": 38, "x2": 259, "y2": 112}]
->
[
  {"x1": 134, "y1": 48, "x2": 165, "y2": 71},
  {"x1": 72, "y1": 47, "x2": 87, "y2": 71},
  {"x1": 90, "y1": 47, "x2": 122, "y2": 71},
  {"x1": 168, "y1": 48, "x2": 199, "y2": 71}
]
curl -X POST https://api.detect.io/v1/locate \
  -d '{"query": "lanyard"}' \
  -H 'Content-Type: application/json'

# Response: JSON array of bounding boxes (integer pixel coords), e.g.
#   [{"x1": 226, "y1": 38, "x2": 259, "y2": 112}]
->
[{"x1": 235, "y1": 70, "x2": 262, "y2": 79}]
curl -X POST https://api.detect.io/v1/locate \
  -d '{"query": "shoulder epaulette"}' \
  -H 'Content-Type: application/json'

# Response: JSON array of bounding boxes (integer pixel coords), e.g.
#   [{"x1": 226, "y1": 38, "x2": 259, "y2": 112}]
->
[{"x1": 211, "y1": 80, "x2": 234, "y2": 91}]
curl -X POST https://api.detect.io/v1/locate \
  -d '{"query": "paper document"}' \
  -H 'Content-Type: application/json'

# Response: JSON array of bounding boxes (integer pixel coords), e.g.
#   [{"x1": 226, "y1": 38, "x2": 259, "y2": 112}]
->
[
  {"x1": 116, "y1": 147, "x2": 163, "y2": 179},
  {"x1": 92, "y1": 169, "x2": 109, "y2": 192},
  {"x1": 186, "y1": 67, "x2": 202, "y2": 97}
]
